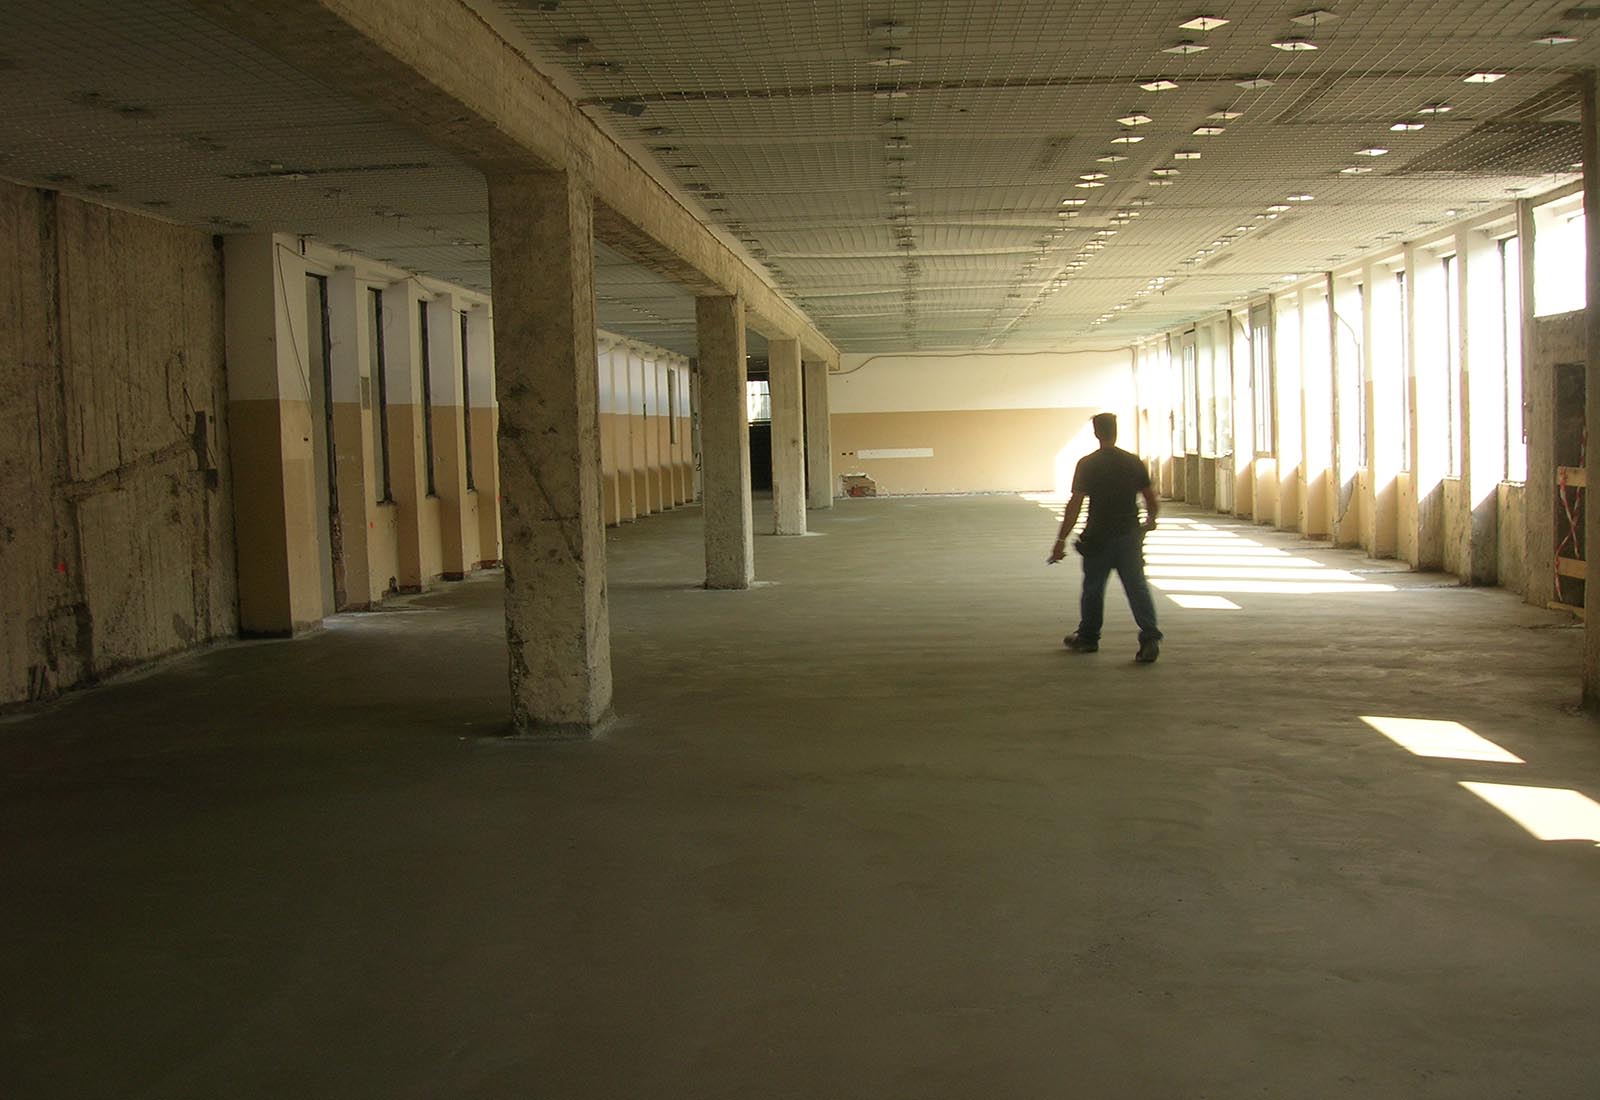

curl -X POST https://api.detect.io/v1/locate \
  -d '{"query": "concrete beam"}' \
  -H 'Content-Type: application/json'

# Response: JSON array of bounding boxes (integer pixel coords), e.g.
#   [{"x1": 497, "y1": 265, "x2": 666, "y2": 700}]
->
[{"x1": 188, "y1": 0, "x2": 839, "y2": 366}]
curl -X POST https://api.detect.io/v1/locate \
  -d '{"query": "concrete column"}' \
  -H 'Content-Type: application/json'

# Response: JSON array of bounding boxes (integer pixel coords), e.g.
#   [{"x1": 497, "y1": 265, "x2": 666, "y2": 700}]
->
[
  {"x1": 768, "y1": 338, "x2": 806, "y2": 535},
  {"x1": 1462, "y1": 227, "x2": 1505, "y2": 585},
  {"x1": 427, "y1": 293, "x2": 477, "y2": 580},
  {"x1": 487, "y1": 170, "x2": 612, "y2": 736},
  {"x1": 804, "y1": 358, "x2": 833, "y2": 509},
  {"x1": 327, "y1": 267, "x2": 377, "y2": 606},
  {"x1": 465, "y1": 304, "x2": 502, "y2": 566},
  {"x1": 1581, "y1": 71, "x2": 1600, "y2": 708},
  {"x1": 698, "y1": 294, "x2": 753, "y2": 588},
  {"x1": 222, "y1": 234, "x2": 329, "y2": 634}
]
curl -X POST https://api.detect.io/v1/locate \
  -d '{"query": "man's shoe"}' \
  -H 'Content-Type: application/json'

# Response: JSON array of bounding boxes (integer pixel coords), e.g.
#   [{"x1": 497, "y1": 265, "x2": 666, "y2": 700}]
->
[
  {"x1": 1136, "y1": 638, "x2": 1160, "y2": 663},
  {"x1": 1064, "y1": 633, "x2": 1099, "y2": 653}
]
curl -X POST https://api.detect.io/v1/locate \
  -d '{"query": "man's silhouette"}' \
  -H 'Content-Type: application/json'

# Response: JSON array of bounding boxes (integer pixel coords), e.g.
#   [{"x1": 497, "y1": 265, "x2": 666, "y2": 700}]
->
[{"x1": 1047, "y1": 412, "x2": 1163, "y2": 663}]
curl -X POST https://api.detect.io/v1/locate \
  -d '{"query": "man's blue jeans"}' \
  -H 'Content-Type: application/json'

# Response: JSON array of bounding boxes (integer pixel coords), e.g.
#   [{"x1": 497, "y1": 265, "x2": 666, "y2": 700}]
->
[{"x1": 1077, "y1": 531, "x2": 1163, "y2": 644}]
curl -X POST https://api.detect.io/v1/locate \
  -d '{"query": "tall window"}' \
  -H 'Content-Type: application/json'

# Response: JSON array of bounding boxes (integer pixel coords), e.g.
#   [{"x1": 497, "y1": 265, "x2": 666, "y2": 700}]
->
[
  {"x1": 1501, "y1": 235, "x2": 1526, "y2": 482},
  {"x1": 1442, "y1": 254, "x2": 1461, "y2": 476},
  {"x1": 460, "y1": 313, "x2": 475, "y2": 492},
  {"x1": 1182, "y1": 335, "x2": 1199, "y2": 455},
  {"x1": 419, "y1": 301, "x2": 437, "y2": 496},
  {"x1": 368, "y1": 288, "x2": 392, "y2": 503},
  {"x1": 746, "y1": 379, "x2": 770, "y2": 423},
  {"x1": 667, "y1": 369, "x2": 679, "y2": 444},
  {"x1": 1250, "y1": 304, "x2": 1274, "y2": 455},
  {"x1": 1213, "y1": 323, "x2": 1233, "y2": 457},
  {"x1": 1533, "y1": 192, "x2": 1586, "y2": 317},
  {"x1": 1397, "y1": 270, "x2": 1411, "y2": 471}
]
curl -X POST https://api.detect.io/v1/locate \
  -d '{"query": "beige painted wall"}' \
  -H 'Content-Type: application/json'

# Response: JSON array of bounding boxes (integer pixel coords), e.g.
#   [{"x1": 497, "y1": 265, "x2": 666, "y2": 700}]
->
[{"x1": 1, "y1": 182, "x2": 236, "y2": 705}]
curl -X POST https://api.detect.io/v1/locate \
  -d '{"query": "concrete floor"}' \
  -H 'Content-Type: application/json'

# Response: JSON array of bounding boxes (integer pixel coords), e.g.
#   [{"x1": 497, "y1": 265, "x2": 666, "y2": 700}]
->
[{"x1": 4, "y1": 495, "x2": 1600, "y2": 1098}]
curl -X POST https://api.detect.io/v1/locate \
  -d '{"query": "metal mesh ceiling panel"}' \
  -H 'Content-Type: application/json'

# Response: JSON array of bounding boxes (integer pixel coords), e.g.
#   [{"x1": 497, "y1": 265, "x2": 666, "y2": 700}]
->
[{"x1": 484, "y1": 0, "x2": 1593, "y2": 350}]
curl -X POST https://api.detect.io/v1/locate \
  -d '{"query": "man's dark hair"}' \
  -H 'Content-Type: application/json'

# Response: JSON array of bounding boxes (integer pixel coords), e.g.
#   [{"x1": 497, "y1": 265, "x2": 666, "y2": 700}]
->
[{"x1": 1091, "y1": 412, "x2": 1118, "y2": 443}]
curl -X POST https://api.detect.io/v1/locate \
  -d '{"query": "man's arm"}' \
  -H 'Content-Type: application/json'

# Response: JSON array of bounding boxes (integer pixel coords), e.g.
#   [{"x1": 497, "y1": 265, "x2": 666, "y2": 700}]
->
[
  {"x1": 1140, "y1": 485, "x2": 1160, "y2": 531},
  {"x1": 1048, "y1": 492, "x2": 1085, "y2": 562}
]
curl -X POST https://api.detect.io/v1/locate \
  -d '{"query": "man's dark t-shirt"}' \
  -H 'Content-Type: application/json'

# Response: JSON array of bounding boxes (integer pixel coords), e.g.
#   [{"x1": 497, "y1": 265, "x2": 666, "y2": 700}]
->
[{"x1": 1071, "y1": 446, "x2": 1151, "y2": 540}]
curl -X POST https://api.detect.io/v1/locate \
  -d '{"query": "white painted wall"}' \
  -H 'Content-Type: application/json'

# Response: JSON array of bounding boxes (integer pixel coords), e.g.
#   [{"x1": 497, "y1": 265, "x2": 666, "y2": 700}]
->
[{"x1": 832, "y1": 349, "x2": 1136, "y2": 414}]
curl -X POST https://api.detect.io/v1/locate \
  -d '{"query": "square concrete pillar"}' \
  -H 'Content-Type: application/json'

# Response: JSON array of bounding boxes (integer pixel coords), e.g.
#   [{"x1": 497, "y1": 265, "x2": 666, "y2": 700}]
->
[
  {"x1": 697, "y1": 294, "x2": 754, "y2": 588},
  {"x1": 1580, "y1": 72, "x2": 1600, "y2": 708},
  {"x1": 487, "y1": 170, "x2": 612, "y2": 736},
  {"x1": 768, "y1": 338, "x2": 806, "y2": 535},
  {"x1": 222, "y1": 234, "x2": 330, "y2": 634},
  {"x1": 804, "y1": 359, "x2": 833, "y2": 509}
]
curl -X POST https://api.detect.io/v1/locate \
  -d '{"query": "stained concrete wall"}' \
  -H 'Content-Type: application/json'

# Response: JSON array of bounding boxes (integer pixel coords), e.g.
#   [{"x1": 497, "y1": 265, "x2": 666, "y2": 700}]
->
[{"x1": 1, "y1": 181, "x2": 235, "y2": 705}]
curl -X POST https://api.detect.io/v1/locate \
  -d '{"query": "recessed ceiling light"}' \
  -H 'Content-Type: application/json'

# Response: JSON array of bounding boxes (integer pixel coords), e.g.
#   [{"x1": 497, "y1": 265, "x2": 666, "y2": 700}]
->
[
  {"x1": 1164, "y1": 41, "x2": 1209, "y2": 54},
  {"x1": 1390, "y1": 120, "x2": 1425, "y2": 131},
  {"x1": 1193, "y1": 125, "x2": 1225, "y2": 135},
  {"x1": 1117, "y1": 113, "x2": 1154, "y2": 126},
  {"x1": 1270, "y1": 38, "x2": 1318, "y2": 50},
  {"x1": 1179, "y1": 15, "x2": 1229, "y2": 30},
  {"x1": 1463, "y1": 71, "x2": 1505, "y2": 83},
  {"x1": 1290, "y1": 9, "x2": 1339, "y2": 25},
  {"x1": 1444, "y1": 208, "x2": 1460, "y2": 216},
  {"x1": 1207, "y1": 110, "x2": 1244, "y2": 120},
  {"x1": 1111, "y1": 134, "x2": 1146, "y2": 144},
  {"x1": 1236, "y1": 77, "x2": 1275, "y2": 89},
  {"x1": 1339, "y1": 165, "x2": 1372, "y2": 174},
  {"x1": 1080, "y1": 172, "x2": 1109, "y2": 180},
  {"x1": 1287, "y1": 193, "x2": 1315, "y2": 201},
  {"x1": 1417, "y1": 103, "x2": 1453, "y2": 114},
  {"x1": 1267, "y1": 203, "x2": 1291, "y2": 212},
  {"x1": 1060, "y1": 198, "x2": 1087, "y2": 205},
  {"x1": 1173, "y1": 150, "x2": 1201, "y2": 160},
  {"x1": 1535, "y1": 32, "x2": 1577, "y2": 44},
  {"x1": 1141, "y1": 79, "x2": 1180, "y2": 91},
  {"x1": 1152, "y1": 168, "x2": 1180, "y2": 176},
  {"x1": 1076, "y1": 181, "x2": 1106, "y2": 188},
  {"x1": 1097, "y1": 154, "x2": 1129, "y2": 163}
]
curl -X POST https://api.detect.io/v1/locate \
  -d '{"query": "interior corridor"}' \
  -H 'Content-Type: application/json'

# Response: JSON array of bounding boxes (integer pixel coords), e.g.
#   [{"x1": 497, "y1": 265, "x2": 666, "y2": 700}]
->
[{"x1": 4, "y1": 496, "x2": 1598, "y2": 1099}]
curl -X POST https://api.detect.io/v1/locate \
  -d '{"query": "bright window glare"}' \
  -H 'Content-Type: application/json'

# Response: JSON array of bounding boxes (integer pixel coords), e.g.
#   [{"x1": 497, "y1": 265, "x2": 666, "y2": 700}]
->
[
  {"x1": 1167, "y1": 594, "x2": 1241, "y2": 610},
  {"x1": 1461, "y1": 782, "x2": 1600, "y2": 844},
  {"x1": 1146, "y1": 555, "x2": 1321, "y2": 566},
  {"x1": 1361, "y1": 716, "x2": 1524, "y2": 763}
]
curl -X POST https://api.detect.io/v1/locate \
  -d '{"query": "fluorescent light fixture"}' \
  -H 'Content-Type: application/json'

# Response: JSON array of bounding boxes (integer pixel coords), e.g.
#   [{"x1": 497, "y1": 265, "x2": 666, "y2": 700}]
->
[
  {"x1": 1270, "y1": 38, "x2": 1318, "y2": 50},
  {"x1": 1079, "y1": 172, "x2": 1109, "y2": 180},
  {"x1": 1463, "y1": 71, "x2": 1505, "y2": 83},
  {"x1": 1174, "y1": 150, "x2": 1201, "y2": 159},
  {"x1": 1417, "y1": 103, "x2": 1452, "y2": 114},
  {"x1": 1267, "y1": 203, "x2": 1291, "y2": 212},
  {"x1": 867, "y1": 55, "x2": 911, "y2": 67},
  {"x1": 884, "y1": 137, "x2": 911, "y2": 147},
  {"x1": 1097, "y1": 154, "x2": 1129, "y2": 162},
  {"x1": 1148, "y1": 179, "x2": 1174, "y2": 186},
  {"x1": 1339, "y1": 165, "x2": 1372, "y2": 174},
  {"x1": 1111, "y1": 134, "x2": 1146, "y2": 144},
  {"x1": 1236, "y1": 77, "x2": 1274, "y2": 89},
  {"x1": 1075, "y1": 181, "x2": 1105, "y2": 188},
  {"x1": 1535, "y1": 32, "x2": 1578, "y2": 44},
  {"x1": 1356, "y1": 147, "x2": 1388, "y2": 156},
  {"x1": 1128, "y1": 198, "x2": 1155, "y2": 206},
  {"x1": 1060, "y1": 197, "x2": 1087, "y2": 205},
  {"x1": 872, "y1": 89, "x2": 910, "y2": 99},
  {"x1": 1057, "y1": 210, "x2": 1080, "y2": 218},
  {"x1": 1193, "y1": 125, "x2": 1226, "y2": 135},
  {"x1": 1152, "y1": 168, "x2": 1180, "y2": 176},
  {"x1": 1390, "y1": 120, "x2": 1425, "y2": 131},
  {"x1": 1287, "y1": 193, "x2": 1314, "y2": 201},
  {"x1": 1207, "y1": 110, "x2": 1244, "y2": 120},
  {"x1": 1164, "y1": 41, "x2": 1209, "y2": 54},
  {"x1": 1140, "y1": 79, "x2": 1180, "y2": 91},
  {"x1": 1179, "y1": 15, "x2": 1229, "y2": 30},
  {"x1": 1290, "y1": 8, "x2": 1339, "y2": 24},
  {"x1": 1117, "y1": 113, "x2": 1154, "y2": 125}
]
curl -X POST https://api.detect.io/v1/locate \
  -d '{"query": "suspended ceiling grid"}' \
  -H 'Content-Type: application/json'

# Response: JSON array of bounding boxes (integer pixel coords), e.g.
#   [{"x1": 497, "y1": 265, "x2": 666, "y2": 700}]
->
[
  {"x1": 0, "y1": 0, "x2": 701, "y2": 354},
  {"x1": 482, "y1": 0, "x2": 1596, "y2": 351}
]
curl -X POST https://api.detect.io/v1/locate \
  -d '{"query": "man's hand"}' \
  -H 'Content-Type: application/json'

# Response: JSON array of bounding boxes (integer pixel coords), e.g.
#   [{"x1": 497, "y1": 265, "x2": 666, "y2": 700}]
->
[
  {"x1": 1142, "y1": 516, "x2": 1158, "y2": 533},
  {"x1": 1047, "y1": 539, "x2": 1067, "y2": 564}
]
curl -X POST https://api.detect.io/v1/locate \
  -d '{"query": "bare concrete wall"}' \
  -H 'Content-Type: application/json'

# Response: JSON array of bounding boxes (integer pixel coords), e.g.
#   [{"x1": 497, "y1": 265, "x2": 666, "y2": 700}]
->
[{"x1": 1, "y1": 182, "x2": 235, "y2": 705}]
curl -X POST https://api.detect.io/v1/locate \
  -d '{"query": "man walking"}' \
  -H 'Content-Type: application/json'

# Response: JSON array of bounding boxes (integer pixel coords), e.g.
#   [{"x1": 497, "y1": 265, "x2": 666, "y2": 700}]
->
[{"x1": 1047, "y1": 412, "x2": 1163, "y2": 663}]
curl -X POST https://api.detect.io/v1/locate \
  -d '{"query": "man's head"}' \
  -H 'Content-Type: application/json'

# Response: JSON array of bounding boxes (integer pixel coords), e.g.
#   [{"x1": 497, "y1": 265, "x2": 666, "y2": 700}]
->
[{"x1": 1091, "y1": 412, "x2": 1118, "y2": 445}]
